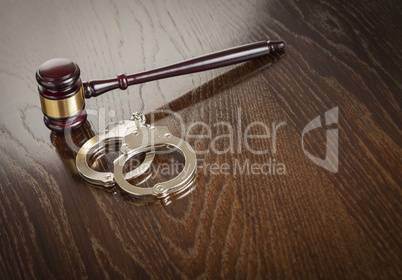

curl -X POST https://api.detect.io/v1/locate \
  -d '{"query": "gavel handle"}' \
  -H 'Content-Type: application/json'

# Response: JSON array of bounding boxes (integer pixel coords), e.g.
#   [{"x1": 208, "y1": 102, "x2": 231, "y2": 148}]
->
[{"x1": 83, "y1": 40, "x2": 284, "y2": 98}]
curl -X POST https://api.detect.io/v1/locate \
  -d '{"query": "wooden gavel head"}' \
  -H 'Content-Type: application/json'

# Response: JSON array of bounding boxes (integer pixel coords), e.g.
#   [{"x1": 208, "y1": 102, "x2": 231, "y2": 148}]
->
[
  {"x1": 36, "y1": 58, "x2": 86, "y2": 133},
  {"x1": 36, "y1": 40, "x2": 285, "y2": 133}
]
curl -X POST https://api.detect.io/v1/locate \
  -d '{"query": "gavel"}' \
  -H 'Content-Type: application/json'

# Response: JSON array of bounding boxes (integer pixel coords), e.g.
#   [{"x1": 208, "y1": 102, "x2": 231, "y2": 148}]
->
[{"x1": 36, "y1": 40, "x2": 285, "y2": 133}]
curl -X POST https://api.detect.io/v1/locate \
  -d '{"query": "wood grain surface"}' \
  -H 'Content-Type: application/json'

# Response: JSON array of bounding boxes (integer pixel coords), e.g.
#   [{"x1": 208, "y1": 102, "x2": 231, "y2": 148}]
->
[{"x1": 0, "y1": 0, "x2": 401, "y2": 279}]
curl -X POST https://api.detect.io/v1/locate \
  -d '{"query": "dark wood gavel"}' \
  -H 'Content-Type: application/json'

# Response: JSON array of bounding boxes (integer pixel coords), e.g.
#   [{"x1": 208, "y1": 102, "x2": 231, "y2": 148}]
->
[{"x1": 36, "y1": 40, "x2": 285, "y2": 133}]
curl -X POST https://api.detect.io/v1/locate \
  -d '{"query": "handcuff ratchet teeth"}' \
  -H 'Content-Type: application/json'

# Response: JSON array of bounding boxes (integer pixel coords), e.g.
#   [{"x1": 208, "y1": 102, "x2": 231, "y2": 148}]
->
[
  {"x1": 76, "y1": 113, "x2": 155, "y2": 187},
  {"x1": 114, "y1": 125, "x2": 197, "y2": 198},
  {"x1": 76, "y1": 113, "x2": 197, "y2": 199}
]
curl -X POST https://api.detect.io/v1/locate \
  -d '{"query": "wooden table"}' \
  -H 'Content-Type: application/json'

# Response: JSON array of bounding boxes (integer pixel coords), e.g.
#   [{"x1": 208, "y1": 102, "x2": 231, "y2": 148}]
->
[{"x1": 0, "y1": 0, "x2": 400, "y2": 279}]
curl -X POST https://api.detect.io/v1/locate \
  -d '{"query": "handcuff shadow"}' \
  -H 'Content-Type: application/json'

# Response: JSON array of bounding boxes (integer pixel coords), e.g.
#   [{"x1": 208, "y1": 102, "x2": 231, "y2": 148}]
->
[
  {"x1": 121, "y1": 176, "x2": 198, "y2": 206},
  {"x1": 50, "y1": 50, "x2": 285, "y2": 205}
]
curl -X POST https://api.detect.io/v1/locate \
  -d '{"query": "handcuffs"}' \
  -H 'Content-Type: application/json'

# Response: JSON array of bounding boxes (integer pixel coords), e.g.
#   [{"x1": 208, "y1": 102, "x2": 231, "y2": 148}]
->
[{"x1": 76, "y1": 113, "x2": 197, "y2": 199}]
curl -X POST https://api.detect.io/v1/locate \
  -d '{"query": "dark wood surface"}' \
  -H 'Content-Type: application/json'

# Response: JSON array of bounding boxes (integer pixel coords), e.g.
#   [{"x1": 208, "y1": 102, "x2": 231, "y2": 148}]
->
[{"x1": 0, "y1": 0, "x2": 401, "y2": 279}]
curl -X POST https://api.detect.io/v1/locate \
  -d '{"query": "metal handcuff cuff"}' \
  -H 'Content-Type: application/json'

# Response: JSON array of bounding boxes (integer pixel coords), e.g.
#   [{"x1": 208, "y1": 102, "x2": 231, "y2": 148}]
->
[{"x1": 76, "y1": 113, "x2": 197, "y2": 198}]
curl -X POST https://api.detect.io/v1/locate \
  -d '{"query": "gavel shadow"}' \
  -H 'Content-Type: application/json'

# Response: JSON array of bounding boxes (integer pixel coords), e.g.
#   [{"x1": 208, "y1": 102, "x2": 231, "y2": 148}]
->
[
  {"x1": 50, "y1": 49, "x2": 285, "y2": 205},
  {"x1": 145, "y1": 50, "x2": 285, "y2": 122}
]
